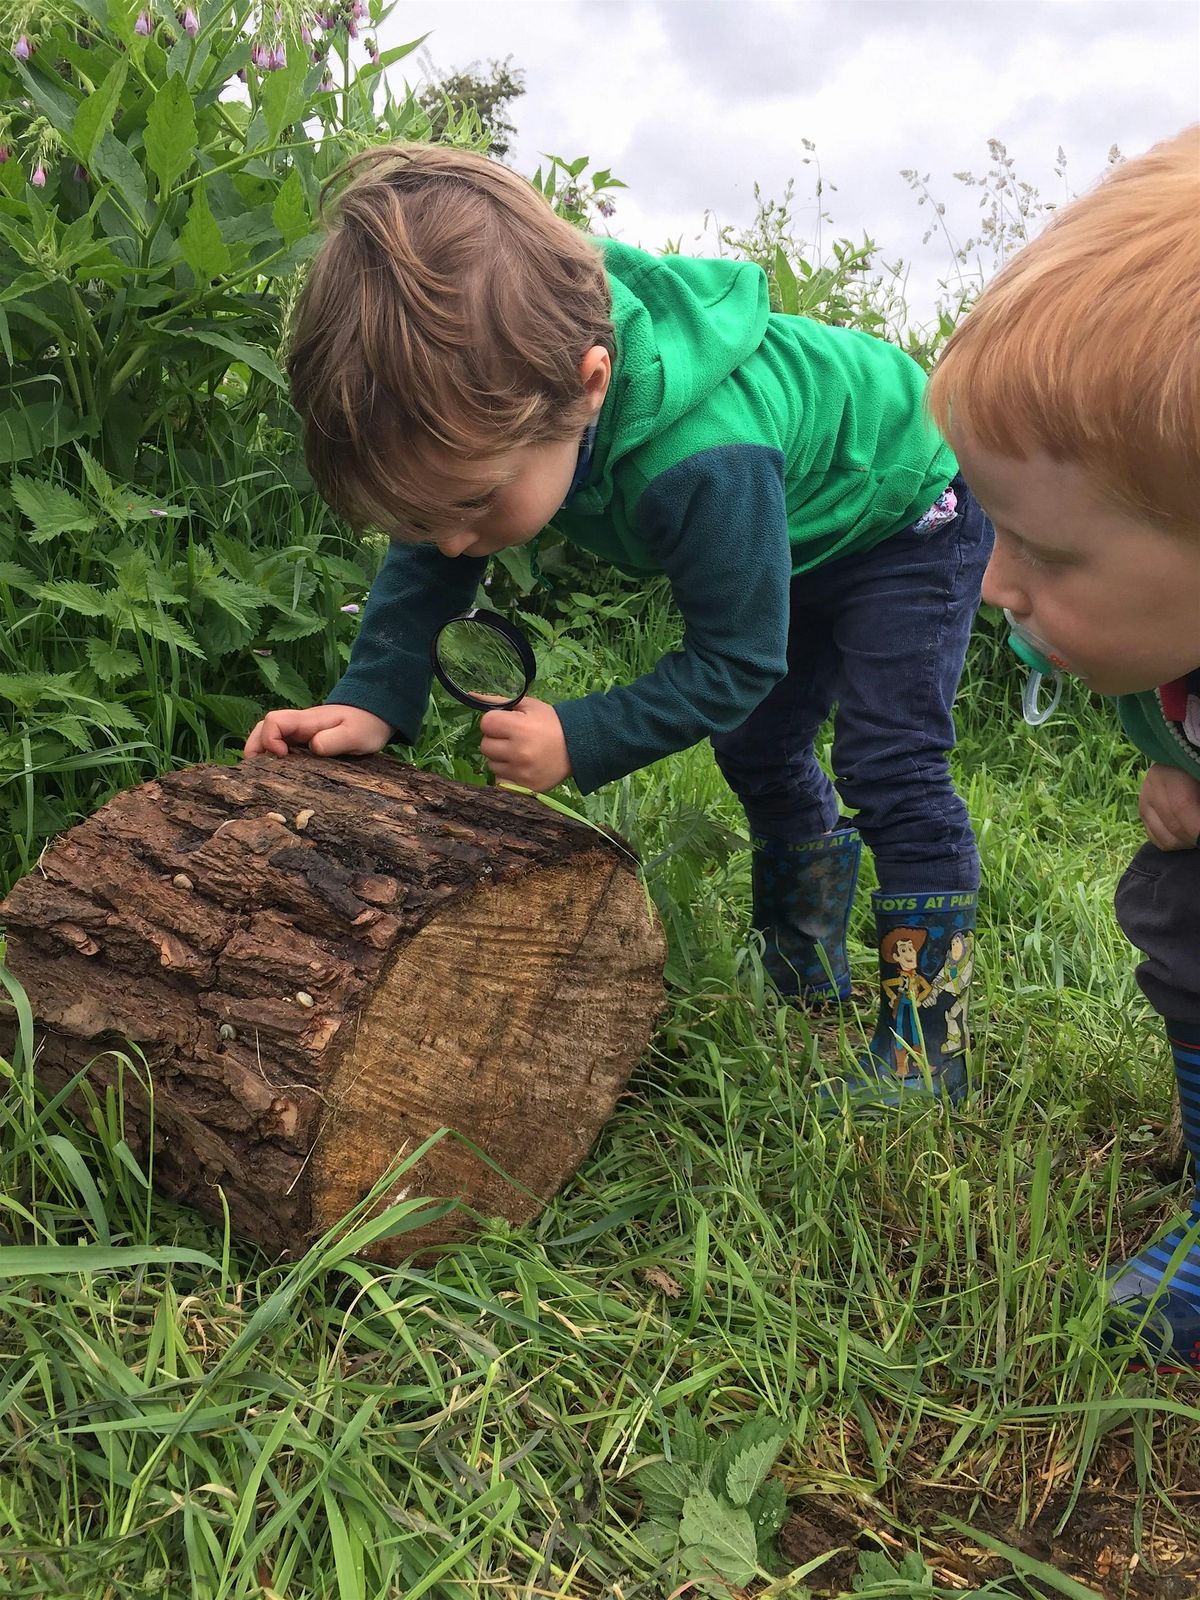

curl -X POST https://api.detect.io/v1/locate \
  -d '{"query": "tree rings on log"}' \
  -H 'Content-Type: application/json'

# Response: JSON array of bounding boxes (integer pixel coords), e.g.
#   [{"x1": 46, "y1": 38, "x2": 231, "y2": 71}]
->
[{"x1": 0, "y1": 754, "x2": 666, "y2": 1261}]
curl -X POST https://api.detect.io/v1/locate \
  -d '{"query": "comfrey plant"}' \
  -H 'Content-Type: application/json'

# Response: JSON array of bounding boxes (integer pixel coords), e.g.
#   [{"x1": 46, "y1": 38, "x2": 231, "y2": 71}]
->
[{"x1": 0, "y1": 0, "x2": 444, "y2": 481}]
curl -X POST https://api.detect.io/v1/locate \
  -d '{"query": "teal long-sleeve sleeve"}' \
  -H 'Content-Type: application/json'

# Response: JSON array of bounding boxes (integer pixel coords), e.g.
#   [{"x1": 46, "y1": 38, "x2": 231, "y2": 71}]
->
[
  {"x1": 328, "y1": 540, "x2": 485, "y2": 741},
  {"x1": 555, "y1": 444, "x2": 792, "y2": 792}
]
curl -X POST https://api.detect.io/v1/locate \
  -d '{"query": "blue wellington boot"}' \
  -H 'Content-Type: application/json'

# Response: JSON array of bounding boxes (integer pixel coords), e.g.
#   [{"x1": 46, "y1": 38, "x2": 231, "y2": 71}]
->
[
  {"x1": 1106, "y1": 1022, "x2": 1200, "y2": 1373},
  {"x1": 750, "y1": 827, "x2": 861, "y2": 1003},
  {"x1": 824, "y1": 888, "x2": 978, "y2": 1108}
]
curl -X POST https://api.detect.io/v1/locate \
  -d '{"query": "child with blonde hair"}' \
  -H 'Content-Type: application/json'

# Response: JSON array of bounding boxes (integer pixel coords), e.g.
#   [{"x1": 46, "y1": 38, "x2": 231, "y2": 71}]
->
[
  {"x1": 247, "y1": 143, "x2": 994, "y2": 1104},
  {"x1": 928, "y1": 125, "x2": 1200, "y2": 1368}
]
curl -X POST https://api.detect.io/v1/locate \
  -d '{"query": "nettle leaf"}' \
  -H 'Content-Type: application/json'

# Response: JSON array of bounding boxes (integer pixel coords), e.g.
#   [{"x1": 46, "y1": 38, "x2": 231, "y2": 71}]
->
[
  {"x1": 197, "y1": 608, "x2": 254, "y2": 659},
  {"x1": 37, "y1": 579, "x2": 109, "y2": 618},
  {"x1": 719, "y1": 1419, "x2": 791, "y2": 1507},
  {"x1": 123, "y1": 604, "x2": 204, "y2": 658},
  {"x1": 0, "y1": 671, "x2": 76, "y2": 710},
  {"x1": 267, "y1": 609, "x2": 323, "y2": 643},
  {"x1": 145, "y1": 73, "x2": 197, "y2": 194},
  {"x1": 83, "y1": 697, "x2": 143, "y2": 732},
  {"x1": 668, "y1": 1406, "x2": 705, "y2": 1467},
  {"x1": 76, "y1": 447, "x2": 115, "y2": 505},
  {"x1": 192, "y1": 573, "x2": 264, "y2": 627},
  {"x1": 631, "y1": 1459, "x2": 700, "y2": 1524},
  {"x1": 853, "y1": 1548, "x2": 932, "y2": 1588},
  {"x1": 51, "y1": 714, "x2": 92, "y2": 751},
  {"x1": 253, "y1": 653, "x2": 312, "y2": 706},
  {"x1": 0, "y1": 561, "x2": 38, "y2": 592},
  {"x1": 74, "y1": 58, "x2": 129, "y2": 167},
  {"x1": 747, "y1": 1477, "x2": 787, "y2": 1540},
  {"x1": 678, "y1": 1491, "x2": 759, "y2": 1588},
  {"x1": 11, "y1": 474, "x2": 98, "y2": 541},
  {"x1": 115, "y1": 552, "x2": 183, "y2": 604},
  {"x1": 197, "y1": 692, "x2": 262, "y2": 737},
  {"x1": 180, "y1": 189, "x2": 233, "y2": 283},
  {"x1": 85, "y1": 637, "x2": 142, "y2": 684}
]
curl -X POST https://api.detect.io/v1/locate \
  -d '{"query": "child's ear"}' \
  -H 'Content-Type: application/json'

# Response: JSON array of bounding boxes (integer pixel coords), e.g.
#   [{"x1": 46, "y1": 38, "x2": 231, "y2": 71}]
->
[{"x1": 579, "y1": 345, "x2": 611, "y2": 412}]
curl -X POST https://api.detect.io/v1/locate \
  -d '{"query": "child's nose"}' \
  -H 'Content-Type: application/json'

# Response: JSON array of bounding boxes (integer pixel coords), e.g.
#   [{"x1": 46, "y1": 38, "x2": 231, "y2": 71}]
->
[
  {"x1": 436, "y1": 530, "x2": 476, "y2": 558},
  {"x1": 981, "y1": 538, "x2": 1027, "y2": 615}
]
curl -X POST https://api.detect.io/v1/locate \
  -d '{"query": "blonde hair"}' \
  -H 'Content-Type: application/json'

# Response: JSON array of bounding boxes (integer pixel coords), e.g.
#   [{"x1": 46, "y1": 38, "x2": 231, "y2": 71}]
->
[
  {"x1": 288, "y1": 144, "x2": 614, "y2": 538},
  {"x1": 927, "y1": 125, "x2": 1200, "y2": 534}
]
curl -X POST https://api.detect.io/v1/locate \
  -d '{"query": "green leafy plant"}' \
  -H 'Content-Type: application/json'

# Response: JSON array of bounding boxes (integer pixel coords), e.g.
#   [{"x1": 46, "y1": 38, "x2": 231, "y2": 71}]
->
[
  {"x1": 0, "y1": 0, "x2": 433, "y2": 478},
  {"x1": 852, "y1": 1545, "x2": 936, "y2": 1593},
  {"x1": 630, "y1": 1405, "x2": 791, "y2": 1590},
  {"x1": 530, "y1": 150, "x2": 625, "y2": 229}
]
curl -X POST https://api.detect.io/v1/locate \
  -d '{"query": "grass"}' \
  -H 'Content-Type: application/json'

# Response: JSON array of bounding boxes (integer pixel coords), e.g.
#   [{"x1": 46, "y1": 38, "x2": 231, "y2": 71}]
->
[{"x1": 1, "y1": 485, "x2": 1199, "y2": 1598}]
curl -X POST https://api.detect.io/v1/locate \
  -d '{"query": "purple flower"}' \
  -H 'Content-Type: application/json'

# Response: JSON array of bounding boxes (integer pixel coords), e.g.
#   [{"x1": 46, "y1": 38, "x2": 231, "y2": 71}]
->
[
  {"x1": 340, "y1": 602, "x2": 360, "y2": 614},
  {"x1": 13, "y1": 33, "x2": 32, "y2": 60},
  {"x1": 134, "y1": 10, "x2": 153, "y2": 34},
  {"x1": 318, "y1": 72, "x2": 333, "y2": 90},
  {"x1": 150, "y1": 508, "x2": 168, "y2": 517},
  {"x1": 74, "y1": 163, "x2": 88, "y2": 182},
  {"x1": 180, "y1": 6, "x2": 198, "y2": 35},
  {"x1": 250, "y1": 39, "x2": 267, "y2": 66},
  {"x1": 267, "y1": 41, "x2": 285, "y2": 68},
  {"x1": 300, "y1": 24, "x2": 311, "y2": 42},
  {"x1": 31, "y1": 163, "x2": 46, "y2": 188},
  {"x1": 367, "y1": 37, "x2": 378, "y2": 63},
  {"x1": 345, "y1": 16, "x2": 357, "y2": 37},
  {"x1": 0, "y1": 146, "x2": 9, "y2": 165},
  {"x1": 252, "y1": 648, "x2": 273, "y2": 657},
  {"x1": 236, "y1": 65, "x2": 246, "y2": 79},
  {"x1": 596, "y1": 196, "x2": 616, "y2": 219}
]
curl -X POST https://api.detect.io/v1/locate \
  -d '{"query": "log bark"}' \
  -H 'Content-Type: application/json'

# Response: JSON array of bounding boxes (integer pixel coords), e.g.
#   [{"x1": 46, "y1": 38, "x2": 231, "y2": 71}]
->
[{"x1": 0, "y1": 753, "x2": 665, "y2": 1261}]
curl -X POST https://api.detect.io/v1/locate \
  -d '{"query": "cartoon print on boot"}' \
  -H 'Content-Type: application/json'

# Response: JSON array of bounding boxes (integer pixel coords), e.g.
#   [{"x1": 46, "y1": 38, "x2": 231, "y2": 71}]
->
[
  {"x1": 922, "y1": 929, "x2": 974, "y2": 1056},
  {"x1": 879, "y1": 925, "x2": 933, "y2": 1076}
]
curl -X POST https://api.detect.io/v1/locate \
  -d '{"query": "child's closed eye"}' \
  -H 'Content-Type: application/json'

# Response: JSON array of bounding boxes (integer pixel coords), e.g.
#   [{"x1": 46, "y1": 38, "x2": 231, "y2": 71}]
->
[{"x1": 1015, "y1": 538, "x2": 1050, "y2": 572}]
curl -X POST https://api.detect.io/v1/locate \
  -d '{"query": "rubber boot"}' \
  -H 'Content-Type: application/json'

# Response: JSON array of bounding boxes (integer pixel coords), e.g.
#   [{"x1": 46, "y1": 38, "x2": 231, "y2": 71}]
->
[
  {"x1": 824, "y1": 888, "x2": 978, "y2": 1107},
  {"x1": 750, "y1": 827, "x2": 861, "y2": 1003},
  {"x1": 1106, "y1": 1021, "x2": 1200, "y2": 1372}
]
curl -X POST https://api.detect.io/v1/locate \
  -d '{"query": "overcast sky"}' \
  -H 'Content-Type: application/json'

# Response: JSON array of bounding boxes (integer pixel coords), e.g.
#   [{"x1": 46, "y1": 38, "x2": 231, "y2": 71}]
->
[{"x1": 379, "y1": 0, "x2": 1200, "y2": 325}]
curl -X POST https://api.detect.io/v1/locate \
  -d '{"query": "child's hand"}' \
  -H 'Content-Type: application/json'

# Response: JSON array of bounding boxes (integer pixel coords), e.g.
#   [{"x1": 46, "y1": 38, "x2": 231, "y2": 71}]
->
[
  {"x1": 1139, "y1": 762, "x2": 1200, "y2": 850},
  {"x1": 244, "y1": 704, "x2": 393, "y2": 759},
  {"x1": 479, "y1": 698, "x2": 571, "y2": 791}
]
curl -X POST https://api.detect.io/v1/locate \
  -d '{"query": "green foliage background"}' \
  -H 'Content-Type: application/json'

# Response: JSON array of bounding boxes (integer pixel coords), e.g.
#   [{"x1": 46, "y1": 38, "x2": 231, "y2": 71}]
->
[{"x1": 0, "y1": 12, "x2": 1197, "y2": 1597}]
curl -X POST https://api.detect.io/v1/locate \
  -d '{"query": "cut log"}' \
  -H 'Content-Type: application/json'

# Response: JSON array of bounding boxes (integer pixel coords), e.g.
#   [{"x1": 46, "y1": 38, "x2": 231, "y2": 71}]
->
[{"x1": 0, "y1": 754, "x2": 665, "y2": 1261}]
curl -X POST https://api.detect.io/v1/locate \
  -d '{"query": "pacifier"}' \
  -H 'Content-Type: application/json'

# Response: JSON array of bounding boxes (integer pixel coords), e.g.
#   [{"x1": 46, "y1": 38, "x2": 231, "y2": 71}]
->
[{"x1": 1004, "y1": 610, "x2": 1068, "y2": 726}]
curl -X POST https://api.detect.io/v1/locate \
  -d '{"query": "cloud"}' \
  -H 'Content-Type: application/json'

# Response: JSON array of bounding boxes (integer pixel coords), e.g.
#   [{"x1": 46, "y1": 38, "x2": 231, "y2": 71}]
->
[{"x1": 382, "y1": 0, "x2": 1200, "y2": 317}]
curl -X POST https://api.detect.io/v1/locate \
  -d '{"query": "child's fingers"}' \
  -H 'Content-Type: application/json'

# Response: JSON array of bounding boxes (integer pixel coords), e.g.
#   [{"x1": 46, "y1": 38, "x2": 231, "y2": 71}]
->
[
  {"x1": 1142, "y1": 801, "x2": 1197, "y2": 850},
  {"x1": 245, "y1": 716, "x2": 291, "y2": 757},
  {"x1": 479, "y1": 709, "x2": 519, "y2": 740},
  {"x1": 480, "y1": 733, "x2": 517, "y2": 766}
]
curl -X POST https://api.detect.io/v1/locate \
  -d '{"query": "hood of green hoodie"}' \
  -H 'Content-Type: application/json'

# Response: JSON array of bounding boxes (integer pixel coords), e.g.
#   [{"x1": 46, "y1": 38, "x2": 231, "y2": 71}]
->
[{"x1": 565, "y1": 239, "x2": 771, "y2": 519}]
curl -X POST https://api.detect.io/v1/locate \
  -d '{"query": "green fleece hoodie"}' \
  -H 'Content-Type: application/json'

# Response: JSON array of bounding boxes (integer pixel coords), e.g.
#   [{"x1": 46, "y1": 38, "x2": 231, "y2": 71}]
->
[
  {"x1": 330, "y1": 239, "x2": 958, "y2": 792},
  {"x1": 1118, "y1": 682, "x2": 1200, "y2": 781}
]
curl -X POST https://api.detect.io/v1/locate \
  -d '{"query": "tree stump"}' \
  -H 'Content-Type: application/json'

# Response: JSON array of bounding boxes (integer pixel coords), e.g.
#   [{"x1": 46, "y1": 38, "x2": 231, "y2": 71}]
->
[{"x1": 0, "y1": 754, "x2": 666, "y2": 1261}]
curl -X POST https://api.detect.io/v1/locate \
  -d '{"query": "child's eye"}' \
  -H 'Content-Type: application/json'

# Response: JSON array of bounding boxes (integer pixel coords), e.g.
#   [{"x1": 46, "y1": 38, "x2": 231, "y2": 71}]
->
[
  {"x1": 1015, "y1": 540, "x2": 1049, "y2": 572},
  {"x1": 459, "y1": 494, "x2": 494, "y2": 515}
]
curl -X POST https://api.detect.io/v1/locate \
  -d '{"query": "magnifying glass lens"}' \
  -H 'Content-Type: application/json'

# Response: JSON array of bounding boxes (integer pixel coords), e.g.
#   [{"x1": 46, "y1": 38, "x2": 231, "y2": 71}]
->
[
  {"x1": 437, "y1": 621, "x2": 527, "y2": 701},
  {"x1": 430, "y1": 610, "x2": 537, "y2": 711}
]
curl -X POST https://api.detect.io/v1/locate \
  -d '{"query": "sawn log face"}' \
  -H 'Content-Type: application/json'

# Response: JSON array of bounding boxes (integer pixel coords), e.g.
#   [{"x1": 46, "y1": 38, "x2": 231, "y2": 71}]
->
[{"x1": 0, "y1": 753, "x2": 666, "y2": 1260}]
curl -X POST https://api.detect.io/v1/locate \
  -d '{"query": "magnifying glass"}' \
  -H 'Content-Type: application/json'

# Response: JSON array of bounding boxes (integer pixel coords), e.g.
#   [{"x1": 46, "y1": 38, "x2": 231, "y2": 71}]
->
[{"x1": 430, "y1": 609, "x2": 536, "y2": 711}]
